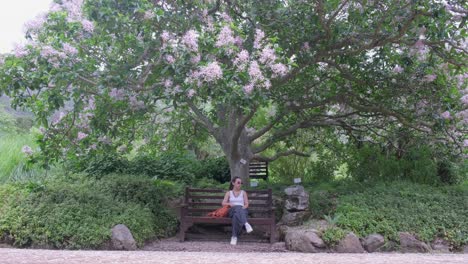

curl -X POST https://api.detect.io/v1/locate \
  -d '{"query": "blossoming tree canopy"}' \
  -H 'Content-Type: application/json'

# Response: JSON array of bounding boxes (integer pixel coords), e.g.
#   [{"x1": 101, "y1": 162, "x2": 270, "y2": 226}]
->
[{"x1": 0, "y1": 0, "x2": 466, "y2": 182}]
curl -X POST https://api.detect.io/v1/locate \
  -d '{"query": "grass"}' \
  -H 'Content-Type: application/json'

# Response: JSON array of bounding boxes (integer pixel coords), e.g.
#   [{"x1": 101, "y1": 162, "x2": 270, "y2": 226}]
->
[{"x1": 0, "y1": 133, "x2": 39, "y2": 182}]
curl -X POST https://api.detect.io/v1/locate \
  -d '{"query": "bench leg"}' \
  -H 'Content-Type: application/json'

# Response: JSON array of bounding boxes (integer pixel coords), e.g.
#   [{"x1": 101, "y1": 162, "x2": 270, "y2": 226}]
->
[
  {"x1": 179, "y1": 222, "x2": 186, "y2": 242},
  {"x1": 270, "y1": 223, "x2": 275, "y2": 243}
]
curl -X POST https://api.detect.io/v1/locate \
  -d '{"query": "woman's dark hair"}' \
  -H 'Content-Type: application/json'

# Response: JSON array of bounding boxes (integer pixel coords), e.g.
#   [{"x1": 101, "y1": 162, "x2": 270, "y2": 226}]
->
[{"x1": 229, "y1": 177, "x2": 241, "y2": 190}]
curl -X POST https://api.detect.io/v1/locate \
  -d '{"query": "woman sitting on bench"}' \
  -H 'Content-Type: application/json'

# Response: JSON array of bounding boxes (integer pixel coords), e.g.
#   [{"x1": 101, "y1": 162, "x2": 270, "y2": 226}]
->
[{"x1": 222, "y1": 177, "x2": 254, "y2": 245}]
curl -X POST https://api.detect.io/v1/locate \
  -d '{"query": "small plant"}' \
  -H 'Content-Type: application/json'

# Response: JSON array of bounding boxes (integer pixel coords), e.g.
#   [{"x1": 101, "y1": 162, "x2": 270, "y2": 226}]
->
[
  {"x1": 323, "y1": 213, "x2": 342, "y2": 227},
  {"x1": 322, "y1": 227, "x2": 346, "y2": 246}
]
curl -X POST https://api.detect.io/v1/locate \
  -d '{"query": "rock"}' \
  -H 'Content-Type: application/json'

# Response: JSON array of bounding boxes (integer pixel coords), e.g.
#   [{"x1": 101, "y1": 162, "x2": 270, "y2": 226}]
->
[
  {"x1": 431, "y1": 238, "x2": 451, "y2": 253},
  {"x1": 399, "y1": 232, "x2": 431, "y2": 253},
  {"x1": 110, "y1": 224, "x2": 137, "y2": 250},
  {"x1": 376, "y1": 241, "x2": 398, "y2": 252},
  {"x1": 362, "y1": 234, "x2": 385, "y2": 253},
  {"x1": 270, "y1": 242, "x2": 288, "y2": 252},
  {"x1": 284, "y1": 229, "x2": 327, "y2": 253},
  {"x1": 335, "y1": 232, "x2": 365, "y2": 253},
  {"x1": 280, "y1": 210, "x2": 311, "y2": 226},
  {"x1": 284, "y1": 185, "x2": 309, "y2": 211},
  {"x1": 463, "y1": 245, "x2": 468, "y2": 253},
  {"x1": 277, "y1": 225, "x2": 290, "y2": 241}
]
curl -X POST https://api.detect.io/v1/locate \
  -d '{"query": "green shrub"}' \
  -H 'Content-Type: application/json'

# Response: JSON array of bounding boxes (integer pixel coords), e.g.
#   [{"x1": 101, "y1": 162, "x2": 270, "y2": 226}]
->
[
  {"x1": 0, "y1": 174, "x2": 178, "y2": 249},
  {"x1": 197, "y1": 157, "x2": 230, "y2": 183},
  {"x1": 334, "y1": 181, "x2": 468, "y2": 249},
  {"x1": 322, "y1": 227, "x2": 346, "y2": 246}
]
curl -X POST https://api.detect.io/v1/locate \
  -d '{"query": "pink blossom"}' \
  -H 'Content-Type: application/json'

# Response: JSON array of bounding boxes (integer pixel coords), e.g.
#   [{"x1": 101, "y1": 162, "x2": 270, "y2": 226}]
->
[
  {"x1": 423, "y1": 74, "x2": 437, "y2": 82},
  {"x1": 49, "y1": 2, "x2": 62, "y2": 12},
  {"x1": 233, "y1": 50, "x2": 249, "y2": 69},
  {"x1": 248, "y1": 61, "x2": 264, "y2": 81},
  {"x1": 129, "y1": 95, "x2": 145, "y2": 110},
  {"x1": 109, "y1": 88, "x2": 125, "y2": 100},
  {"x1": 85, "y1": 97, "x2": 95, "y2": 111},
  {"x1": 461, "y1": 94, "x2": 468, "y2": 105},
  {"x1": 14, "y1": 43, "x2": 29, "y2": 58},
  {"x1": 215, "y1": 26, "x2": 235, "y2": 47},
  {"x1": 440, "y1": 111, "x2": 451, "y2": 119},
  {"x1": 164, "y1": 79, "x2": 173, "y2": 88},
  {"x1": 182, "y1": 30, "x2": 199, "y2": 52},
  {"x1": 302, "y1": 42, "x2": 310, "y2": 51},
  {"x1": 90, "y1": 144, "x2": 97, "y2": 150},
  {"x1": 22, "y1": 145, "x2": 33, "y2": 156},
  {"x1": 243, "y1": 83, "x2": 254, "y2": 95},
  {"x1": 254, "y1": 29, "x2": 265, "y2": 49},
  {"x1": 165, "y1": 55, "x2": 175, "y2": 64},
  {"x1": 456, "y1": 109, "x2": 468, "y2": 124},
  {"x1": 234, "y1": 36, "x2": 243, "y2": 47},
  {"x1": 259, "y1": 46, "x2": 277, "y2": 65},
  {"x1": 63, "y1": 0, "x2": 83, "y2": 19},
  {"x1": 144, "y1": 10, "x2": 155, "y2": 20},
  {"x1": 393, "y1": 65, "x2": 403, "y2": 74},
  {"x1": 187, "y1": 89, "x2": 196, "y2": 98},
  {"x1": 190, "y1": 54, "x2": 201, "y2": 64},
  {"x1": 24, "y1": 13, "x2": 47, "y2": 32},
  {"x1": 270, "y1": 63, "x2": 288, "y2": 77},
  {"x1": 81, "y1": 19, "x2": 94, "y2": 33},
  {"x1": 264, "y1": 79, "x2": 271, "y2": 89},
  {"x1": 220, "y1": 12, "x2": 232, "y2": 22},
  {"x1": 62, "y1": 43, "x2": 78, "y2": 55},
  {"x1": 161, "y1": 31, "x2": 171, "y2": 42},
  {"x1": 464, "y1": 139, "x2": 468, "y2": 148},
  {"x1": 199, "y1": 61, "x2": 223, "y2": 82},
  {"x1": 52, "y1": 112, "x2": 66, "y2": 125},
  {"x1": 41, "y1": 45, "x2": 58, "y2": 58},
  {"x1": 77, "y1": 132, "x2": 88, "y2": 141}
]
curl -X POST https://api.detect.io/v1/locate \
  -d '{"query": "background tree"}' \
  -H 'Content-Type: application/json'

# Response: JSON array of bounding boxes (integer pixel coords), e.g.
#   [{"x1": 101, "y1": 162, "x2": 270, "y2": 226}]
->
[{"x1": 0, "y1": 0, "x2": 466, "y2": 183}]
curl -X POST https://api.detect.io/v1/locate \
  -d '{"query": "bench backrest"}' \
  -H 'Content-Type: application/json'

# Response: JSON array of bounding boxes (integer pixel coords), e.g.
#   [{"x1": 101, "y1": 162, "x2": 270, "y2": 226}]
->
[{"x1": 183, "y1": 187, "x2": 273, "y2": 217}]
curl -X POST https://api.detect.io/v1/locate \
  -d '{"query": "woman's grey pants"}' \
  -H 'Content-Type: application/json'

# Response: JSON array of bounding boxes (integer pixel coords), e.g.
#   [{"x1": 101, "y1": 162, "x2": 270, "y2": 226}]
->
[{"x1": 229, "y1": 205, "x2": 249, "y2": 237}]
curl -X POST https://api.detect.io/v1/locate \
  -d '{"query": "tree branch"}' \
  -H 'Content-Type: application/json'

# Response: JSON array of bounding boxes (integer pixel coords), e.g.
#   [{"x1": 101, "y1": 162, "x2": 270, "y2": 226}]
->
[{"x1": 253, "y1": 149, "x2": 310, "y2": 162}]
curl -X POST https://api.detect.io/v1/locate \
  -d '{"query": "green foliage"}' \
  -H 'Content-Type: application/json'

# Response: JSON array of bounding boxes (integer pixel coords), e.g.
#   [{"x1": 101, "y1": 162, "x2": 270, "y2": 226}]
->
[
  {"x1": 0, "y1": 174, "x2": 178, "y2": 249},
  {"x1": 0, "y1": 133, "x2": 38, "y2": 182},
  {"x1": 81, "y1": 153, "x2": 129, "y2": 176},
  {"x1": 437, "y1": 160, "x2": 465, "y2": 185},
  {"x1": 322, "y1": 227, "x2": 346, "y2": 246},
  {"x1": 127, "y1": 153, "x2": 199, "y2": 184},
  {"x1": 334, "y1": 181, "x2": 468, "y2": 249},
  {"x1": 196, "y1": 157, "x2": 230, "y2": 183},
  {"x1": 347, "y1": 144, "x2": 440, "y2": 185}
]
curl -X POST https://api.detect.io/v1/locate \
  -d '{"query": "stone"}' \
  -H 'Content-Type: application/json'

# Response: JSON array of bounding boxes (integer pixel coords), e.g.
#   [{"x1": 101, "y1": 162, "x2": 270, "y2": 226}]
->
[
  {"x1": 399, "y1": 232, "x2": 431, "y2": 253},
  {"x1": 462, "y1": 245, "x2": 468, "y2": 253},
  {"x1": 284, "y1": 185, "x2": 309, "y2": 211},
  {"x1": 110, "y1": 224, "x2": 137, "y2": 250},
  {"x1": 362, "y1": 234, "x2": 385, "y2": 253},
  {"x1": 376, "y1": 241, "x2": 398, "y2": 252},
  {"x1": 276, "y1": 225, "x2": 290, "y2": 241},
  {"x1": 431, "y1": 238, "x2": 451, "y2": 253},
  {"x1": 284, "y1": 229, "x2": 327, "y2": 253},
  {"x1": 335, "y1": 232, "x2": 365, "y2": 253},
  {"x1": 280, "y1": 210, "x2": 311, "y2": 226}
]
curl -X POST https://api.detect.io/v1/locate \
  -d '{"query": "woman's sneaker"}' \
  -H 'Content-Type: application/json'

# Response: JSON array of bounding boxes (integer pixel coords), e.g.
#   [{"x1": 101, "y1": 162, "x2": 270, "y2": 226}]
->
[
  {"x1": 230, "y1": 236, "x2": 237, "y2": 245},
  {"x1": 245, "y1": 223, "x2": 253, "y2": 233}
]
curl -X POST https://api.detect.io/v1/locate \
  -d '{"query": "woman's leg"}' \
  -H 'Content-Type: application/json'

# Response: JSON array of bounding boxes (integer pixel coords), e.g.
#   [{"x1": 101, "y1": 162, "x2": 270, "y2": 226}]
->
[{"x1": 229, "y1": 206, "x2": 249, "y2": 237}]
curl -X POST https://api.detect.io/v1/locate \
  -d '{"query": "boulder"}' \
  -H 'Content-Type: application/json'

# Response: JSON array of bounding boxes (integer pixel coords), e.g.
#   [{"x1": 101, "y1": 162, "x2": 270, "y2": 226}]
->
[
  {"x1": 399, "y1": 232, "x2": 431, "y2": 253},
  {"x1": 284, "y1": 229, "x2": 327, "y2": 253},
  {"x1": 280, "y1": 210, "x2": 311, "y2": 226},
  {"x1": 431, "y1": 238, "x2": 451, "y2": 253},
  {"x1": 362, "y1": 234, "x2": 385, "y2": 253},
  {"x1": 335, "y1": 232, "x2": 365, "y2": 253},
  {"x1": 110, "y1": 224, "x2": 137, "y2": 250},
  {"x1": 284, "y1": 185, "x2": 309, "y2": 211},
  {"x1": 463, "y1": 245, "x2": 468, "y2": 253}
]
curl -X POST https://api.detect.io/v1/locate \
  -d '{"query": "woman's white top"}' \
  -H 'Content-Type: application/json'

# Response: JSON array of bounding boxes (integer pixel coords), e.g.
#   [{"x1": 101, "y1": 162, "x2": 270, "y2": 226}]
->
[{"x1": 229, "y1": 190, "x2": 244, "y2": 206}]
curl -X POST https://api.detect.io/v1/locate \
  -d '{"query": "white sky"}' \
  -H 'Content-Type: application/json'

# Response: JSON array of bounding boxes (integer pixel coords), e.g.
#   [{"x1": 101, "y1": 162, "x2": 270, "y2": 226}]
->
[{"x1": 0, "y1": 0, "x2": 52, "y2": 53}]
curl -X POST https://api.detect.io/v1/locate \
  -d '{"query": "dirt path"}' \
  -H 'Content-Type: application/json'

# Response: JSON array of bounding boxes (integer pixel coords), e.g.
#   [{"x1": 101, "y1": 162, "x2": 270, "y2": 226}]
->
[{"x1": 1, "y1": 248, "x2": 467, "y2": 264}]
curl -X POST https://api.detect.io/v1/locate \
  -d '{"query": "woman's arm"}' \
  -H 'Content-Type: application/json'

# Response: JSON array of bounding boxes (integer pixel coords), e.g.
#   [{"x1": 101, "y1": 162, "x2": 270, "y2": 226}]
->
[
  {"x1": 243, "y1": 191, "x2": 249, "y2": 209},
  {"x1": 222, "y1": 191, "x2": 230, "y2": 206}
]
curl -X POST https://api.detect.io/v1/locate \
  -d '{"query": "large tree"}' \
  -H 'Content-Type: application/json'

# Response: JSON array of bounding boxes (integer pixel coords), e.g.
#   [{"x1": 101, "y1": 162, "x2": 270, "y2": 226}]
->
[{"x1": 0, "y1": 0, "x2": 466, "y2": 183}]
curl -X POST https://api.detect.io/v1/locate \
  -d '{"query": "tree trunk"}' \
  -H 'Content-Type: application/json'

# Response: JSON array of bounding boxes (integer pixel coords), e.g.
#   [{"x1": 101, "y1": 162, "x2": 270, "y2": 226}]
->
[{"x1": 217, "y1": 127, "x2": 253, "y2": 185}]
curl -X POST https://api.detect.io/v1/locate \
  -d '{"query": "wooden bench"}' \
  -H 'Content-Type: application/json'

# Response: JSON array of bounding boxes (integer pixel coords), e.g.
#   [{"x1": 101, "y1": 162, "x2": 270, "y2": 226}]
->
[{"x1": 179, "y1": 187, "x2": 276, "y2": 243}]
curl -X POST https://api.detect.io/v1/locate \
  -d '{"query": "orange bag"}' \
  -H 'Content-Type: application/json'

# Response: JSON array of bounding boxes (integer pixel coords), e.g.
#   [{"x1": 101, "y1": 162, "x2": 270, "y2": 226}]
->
[{"x1": 207, "y1": 205, "x2": 230, "y2": 217}]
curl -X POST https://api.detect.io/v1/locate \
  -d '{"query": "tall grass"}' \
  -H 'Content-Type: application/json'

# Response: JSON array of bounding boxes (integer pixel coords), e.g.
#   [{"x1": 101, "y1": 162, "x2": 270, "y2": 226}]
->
[{"x1": 0, "y1": 133, "x2": 38, "y2": 182}]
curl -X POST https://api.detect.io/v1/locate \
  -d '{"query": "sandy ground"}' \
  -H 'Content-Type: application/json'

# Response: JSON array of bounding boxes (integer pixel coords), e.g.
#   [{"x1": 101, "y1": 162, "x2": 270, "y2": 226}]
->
[{"x1": 0, "y1": 248, "x2": 467, "y2": 264}]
